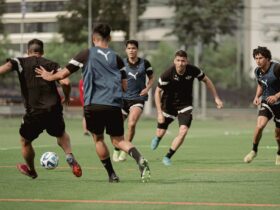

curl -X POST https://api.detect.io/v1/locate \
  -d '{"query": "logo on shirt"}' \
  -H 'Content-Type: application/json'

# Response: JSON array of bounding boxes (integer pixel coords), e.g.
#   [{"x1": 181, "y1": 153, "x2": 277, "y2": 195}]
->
[
  {"x1": 97, "y1": 49, "x2": 111, "y2": 61},
  {"x1": 173, "y1": 74, "x2": 179, "y2": 81},
  {"x1": 260, "y1": 79, "x2": 268, "y2": 87},
  {"x1": 185, "y1": 76, "x2": 192, "y2": 80},
  {"x1": 128, "y1": 72, "x2": 139, "y2": 80}
]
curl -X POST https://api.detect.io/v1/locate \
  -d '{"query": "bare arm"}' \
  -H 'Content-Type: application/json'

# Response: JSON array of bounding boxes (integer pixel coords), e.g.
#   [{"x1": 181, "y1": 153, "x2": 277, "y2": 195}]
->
[
  {"x1": 253, "y1": 84, "x2": 262, "y2": 105},
  {"x1": 58, "y1": 77, "x2": 71, "y2": 105},
  {"x1": 154, "y1": 86, "x2": 165, "y2": 123},
  {"x1": 35, "y1": 66, "x2": 71, "y2": 81},
  {"x1": 122, "y1": 79, "x2": 127, "y2": 92},
  {"x1": 202, "y1": 75, "x2": 223, "y2": 109},
  {"x1": 140, "y1": 74, "x2": 155, "y2": 96},
  {"x1": 0, "y1": 62, "x2": 12, "y2": 74}
]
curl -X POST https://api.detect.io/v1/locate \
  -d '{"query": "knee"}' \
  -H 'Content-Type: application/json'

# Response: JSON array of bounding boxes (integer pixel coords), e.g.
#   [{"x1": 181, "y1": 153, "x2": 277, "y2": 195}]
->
[
  {"x1": 20, "y1": 137, "x2": 32, "y2": 147},
  {"x1": 256, "y1": 123, "x2": 266, "y2": 131},
  {"x1": 178, "y1": 126, "x2": 188, "y2": 138}
]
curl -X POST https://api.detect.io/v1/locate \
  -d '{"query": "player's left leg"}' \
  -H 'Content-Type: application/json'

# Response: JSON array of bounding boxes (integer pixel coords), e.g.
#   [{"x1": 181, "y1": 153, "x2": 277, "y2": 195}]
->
[
  {"x1": 47, "y1": 108, "x2": 82, "y2": 177},
  {"x1": 56, "y1": 132, "x2": 82, "y2": 177},
  {"x1": 119, "y1": 106, "x2": 143, "y2": 161},
  {"x1": 162, "y1": 110, "x2": 192, "y2": 166},
  {"x1": 112, "y1": 138, "x2": 150, "y2": 182},
  {"x1": 163, "y1": 125, "x2": 189, "y2": 166}
]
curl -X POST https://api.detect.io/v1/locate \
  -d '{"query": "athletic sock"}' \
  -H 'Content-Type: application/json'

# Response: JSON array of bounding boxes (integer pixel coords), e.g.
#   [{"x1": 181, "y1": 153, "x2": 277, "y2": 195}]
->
[
  {"x1": 277, "y1": 150, "x2": 280, "y2": 155},
  {"x1": 66, "y1": 153, "x2": 75, "y2": 164},
  {"x1": 128, "y1": 147, "x2": 142, "y2": 164},
  {"x1": 101, "y1": 157, "x2": 115, "y2": 177},
  {"x1": 166, "y1": 148, "x2": 176, "y2": 159},
  {"x1": 114, "y1": 148, "x2": 120, "y2": 151},
  {"x1": 252, "y1": 143, "x2": 259, "y2": 153}
]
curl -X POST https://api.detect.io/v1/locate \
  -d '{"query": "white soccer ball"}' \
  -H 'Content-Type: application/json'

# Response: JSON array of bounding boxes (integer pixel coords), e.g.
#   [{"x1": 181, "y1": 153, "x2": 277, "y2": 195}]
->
[{"x1": 40, "y1": 152, "x2": 59, "y2": 169}]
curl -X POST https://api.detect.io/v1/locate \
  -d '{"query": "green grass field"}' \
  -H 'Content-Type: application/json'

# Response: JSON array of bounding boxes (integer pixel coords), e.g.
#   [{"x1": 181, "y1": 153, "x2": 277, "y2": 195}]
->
[{"x1": 0, "y1": 116, "x2": 279, "y2": 210}]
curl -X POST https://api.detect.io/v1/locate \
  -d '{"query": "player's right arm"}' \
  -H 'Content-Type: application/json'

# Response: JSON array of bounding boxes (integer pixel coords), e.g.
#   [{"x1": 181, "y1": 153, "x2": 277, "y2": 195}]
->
[
  {"x1": 253, "y1": 84, "x2": 263, "y2": 105},
  {"x1": 154, "y1": 86, "x2": 165, "y2": 124},
  {"x1": 0, "y1": 61, "x2": 13, "y2": 74},
  {"x1": 36, "y1": 49, "x2": 89, "y2": 81}
]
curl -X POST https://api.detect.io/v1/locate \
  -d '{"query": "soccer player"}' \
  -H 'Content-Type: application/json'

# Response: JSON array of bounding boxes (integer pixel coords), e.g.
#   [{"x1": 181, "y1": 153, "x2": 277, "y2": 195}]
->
[
  {"x1": 36, "y1": 23, "x2": 151, "y2": 182},
  {"x1": 150, "y1": 50, "x2": 223, "y2": 166},
  {"x1": 79, "y1": 78, "x2": 90, "y2": 136},
  {"x1": 244, "y1": 46, "x2": 280, "y2": 165},
  {"x1": 112, "y1": 40, "x2": 154, "y2": 162},
  {"x1": 0, "y1": 39, "x2": 82, "y2": 179}
]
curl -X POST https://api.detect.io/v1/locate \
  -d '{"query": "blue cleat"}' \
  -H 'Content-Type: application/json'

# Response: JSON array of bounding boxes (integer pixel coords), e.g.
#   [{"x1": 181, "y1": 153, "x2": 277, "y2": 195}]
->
[
  {"x1": 162, "y1": 156, "x2": 172, "y2": 166},
  {"x1": 151, "y1": 137, "x2": 160, "y2": 150}
]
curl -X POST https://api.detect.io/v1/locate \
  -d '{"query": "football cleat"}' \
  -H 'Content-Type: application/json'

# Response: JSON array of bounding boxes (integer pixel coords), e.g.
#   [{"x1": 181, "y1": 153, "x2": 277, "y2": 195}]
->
[
  {"x1": 244, "y1": 150, "x2": 257, "y2": 163},
  {"x1": 16, "y1": 163, "x2": 38, "y2": 179}
]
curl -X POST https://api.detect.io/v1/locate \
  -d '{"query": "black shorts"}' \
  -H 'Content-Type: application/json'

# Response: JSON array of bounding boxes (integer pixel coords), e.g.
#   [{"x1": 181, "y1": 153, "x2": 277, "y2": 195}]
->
[
  {"x1": 122, "y1": 100, "x2": 145, "y2": 116},
  {"x1": 258, "y1": 102, "x2": 280, "y2": 128},
  {"x1": 19, "y1": 106, "x2": 65, "y2": 142},
  {"x1": 84, "y1": 104, "x2": 124, "y2": 136},
  {"x1": 157, "y1": 106, "x2": 193, "y2": 129}
]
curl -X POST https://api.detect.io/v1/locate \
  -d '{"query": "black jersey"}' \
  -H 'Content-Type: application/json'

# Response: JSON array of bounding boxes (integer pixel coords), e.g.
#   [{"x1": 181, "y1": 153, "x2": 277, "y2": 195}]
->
[
  {"x1": 8, "y1": 56, "x2": 61, "y2": 112},
  {"x1": 158, "y1": 65, "x2": 205, "y2": 110}
]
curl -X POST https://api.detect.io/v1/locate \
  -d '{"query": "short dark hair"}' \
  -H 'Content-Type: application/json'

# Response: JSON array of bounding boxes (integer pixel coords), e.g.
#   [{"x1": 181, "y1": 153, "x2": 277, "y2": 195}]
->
[
  {"x1": 92, "y1": 23, "x2": 111, "y2": 40},
  {"x1": 125, "y1": 40, "x2": 138, "y2": 48},
  {"x1": 175, "y1": 50, "x2": 188, "y2": 58},
  {"x1": 27, "y1": 39, "x2": 44, "y2": 54},
  {"x1": 253, "y1": 46, "x2": 271, "y2": 60}
]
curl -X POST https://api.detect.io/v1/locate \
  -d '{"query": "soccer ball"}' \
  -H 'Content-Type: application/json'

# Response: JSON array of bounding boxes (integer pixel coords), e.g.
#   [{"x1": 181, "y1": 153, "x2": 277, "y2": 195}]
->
[{"x1": 40, "y1": 152, "x2": 59, "y2": 169}]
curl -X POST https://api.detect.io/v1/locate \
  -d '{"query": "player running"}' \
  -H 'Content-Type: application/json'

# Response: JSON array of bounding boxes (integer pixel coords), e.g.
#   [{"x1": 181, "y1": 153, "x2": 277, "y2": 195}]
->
[
  {"x1": 244, "y1": 46, "x2": 280, "y2": 165},
  {"x1": 150, "y1": 50, "x2": 223, "y2": 166},
  {"x1": 36, "y1": 24, "x2": 151, "y2": 182},
  {"x1": 112, "y1": 40, "x2": 154, "y2": 162},
  {"x1": 0, "y1": 39, "x2": 82, "y2": 179}
]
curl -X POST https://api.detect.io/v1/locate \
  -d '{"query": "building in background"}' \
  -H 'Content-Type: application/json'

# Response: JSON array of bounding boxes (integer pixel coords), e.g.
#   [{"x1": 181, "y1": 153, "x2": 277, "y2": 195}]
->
[
  {"x1": 1, "y1": 0, "x2": 69, "y2": 53},
  {"x1": 137, "y1": 1, "x2": 176, "y2": 53},
  {"x1": 244, "y1": 0, "x2": 280, "y2": 77}
]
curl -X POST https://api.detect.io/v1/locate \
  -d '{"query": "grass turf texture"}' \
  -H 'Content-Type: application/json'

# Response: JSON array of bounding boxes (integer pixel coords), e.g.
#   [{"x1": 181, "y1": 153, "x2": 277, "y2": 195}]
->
[{"x1": 0, "y1": 116, "x2": 279, "y2": 210}]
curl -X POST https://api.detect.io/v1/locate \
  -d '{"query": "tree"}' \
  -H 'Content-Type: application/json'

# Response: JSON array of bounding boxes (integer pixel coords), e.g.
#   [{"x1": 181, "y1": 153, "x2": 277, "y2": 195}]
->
[
  {"x1": 57, "y1": 0, "x2": 148, "y2": 43},
  {"x1": 150, "y1": 42, "x2": 177, "y2": 80},
  {"x1": 44, "y1": 40, "x2": 87, "y2": 83},
  {"x1": 169, "y1": 0, "x2": 243, "y2": 48}
]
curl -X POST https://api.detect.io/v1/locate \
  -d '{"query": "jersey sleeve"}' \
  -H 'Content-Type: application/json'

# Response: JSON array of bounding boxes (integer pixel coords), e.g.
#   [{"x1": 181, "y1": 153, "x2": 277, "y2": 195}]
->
[
  {"x1": 254, "y1": 68, "x2": 262, "y2": 85},
  {"x1": 116, "y1": 55, "x2": 127, "y2": 79},
  {"x1": 193, "y1": 66, "x2": 205, "y2": 81},
  {"x1": 6, "y1": 57, "x2": 22, "y2": 72},
  {"x1": 144, "y1": 59, "x2": 153, "y2": 76},
  {"x1": 66, "y1": 49, "x2": 89, "y2": 73},
  {"x1": 158, "y1": 67, "x2": 172, "y2": 89}
]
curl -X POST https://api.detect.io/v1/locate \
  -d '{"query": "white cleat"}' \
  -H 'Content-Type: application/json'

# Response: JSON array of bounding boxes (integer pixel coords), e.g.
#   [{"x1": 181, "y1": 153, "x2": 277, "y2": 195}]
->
[
  {"x1": 118, "y1": 151, "x2": 127, "y2": 162},
  {"x1": 244, "y1": 150, "x2": 257, "y2": 163},
  {"x1": 112, "y1": 150, "x2": 120, "y2": 162}
]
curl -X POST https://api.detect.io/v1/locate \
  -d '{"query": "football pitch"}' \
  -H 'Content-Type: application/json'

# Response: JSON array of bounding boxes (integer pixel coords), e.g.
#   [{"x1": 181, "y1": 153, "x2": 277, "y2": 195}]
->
[{"x1": 0, "y1": 116, "x2": 279, "y2": 210}]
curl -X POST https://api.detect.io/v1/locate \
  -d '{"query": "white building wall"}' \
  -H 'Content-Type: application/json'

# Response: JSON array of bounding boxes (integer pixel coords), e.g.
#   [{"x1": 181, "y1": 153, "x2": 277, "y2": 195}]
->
[{"x1": 249, "y1": 0, "x2": 280, "y2": 74}]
